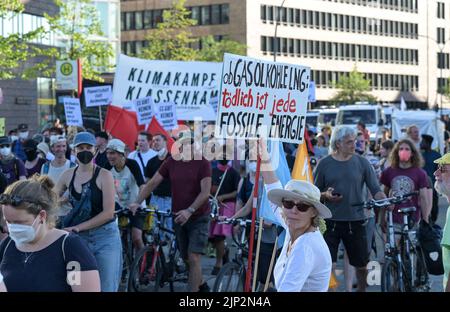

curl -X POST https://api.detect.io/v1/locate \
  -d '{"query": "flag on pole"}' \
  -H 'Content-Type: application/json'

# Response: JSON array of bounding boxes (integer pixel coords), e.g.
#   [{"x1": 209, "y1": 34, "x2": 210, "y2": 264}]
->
[
  {"x1": 147, "y1": 116, "x2": 175, "y2": 151},
  {"x1": 400, "y1": 96, "x2": 407, "y2": 111},
  {"x1": 291, "y1": 142, "x2": 314, "y2": 182},
  {"x1": 104, "y1": 105, "x2": 144, "y2": 151}
]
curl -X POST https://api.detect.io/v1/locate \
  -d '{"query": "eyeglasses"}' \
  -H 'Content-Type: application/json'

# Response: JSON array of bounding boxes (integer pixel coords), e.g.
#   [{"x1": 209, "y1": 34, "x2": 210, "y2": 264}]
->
[
  {"x1": 0, "y1": 194, "x2": 40, "y2": 207},
  {"x1": 437, "y1": 165, "x2": 450, "y2": 173},
  {"x1": 281, "y1": 199, "x2": 312, "y2": 212}
]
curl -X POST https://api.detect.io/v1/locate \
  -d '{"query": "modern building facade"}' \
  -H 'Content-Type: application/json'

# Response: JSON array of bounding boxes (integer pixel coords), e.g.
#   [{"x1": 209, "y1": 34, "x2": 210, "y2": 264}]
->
[{"x1": 121, "y1": 0, "x2": 450, "y2": 110}]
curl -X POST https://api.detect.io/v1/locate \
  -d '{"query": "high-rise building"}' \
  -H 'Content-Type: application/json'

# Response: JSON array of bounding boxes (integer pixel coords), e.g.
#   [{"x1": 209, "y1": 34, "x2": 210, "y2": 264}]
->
[{"x1": 121, "y1": 0, "x2": 450, "y2": 110}]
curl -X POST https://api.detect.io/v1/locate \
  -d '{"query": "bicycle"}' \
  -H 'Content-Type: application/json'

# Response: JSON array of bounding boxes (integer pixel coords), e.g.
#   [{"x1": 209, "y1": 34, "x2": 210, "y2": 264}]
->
[
  {"x1": 212, "y1": 217, "x2": 260, "y2": 292},
  {"x1": 128, "y1": 207, "x2": 187, "y2": 292},
  {"x1": 353, "y1": 191, "x2": 430, "y2": 292}
]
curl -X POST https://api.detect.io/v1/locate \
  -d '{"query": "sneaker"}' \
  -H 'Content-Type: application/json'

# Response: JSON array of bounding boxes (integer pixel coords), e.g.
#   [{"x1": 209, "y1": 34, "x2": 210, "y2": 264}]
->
[
  {"x1": 198, "y1": 282, "x2": 210, "y2": 292},
  {"x1": 211, "y1": 266, "x2": 221, "y2": 276}
]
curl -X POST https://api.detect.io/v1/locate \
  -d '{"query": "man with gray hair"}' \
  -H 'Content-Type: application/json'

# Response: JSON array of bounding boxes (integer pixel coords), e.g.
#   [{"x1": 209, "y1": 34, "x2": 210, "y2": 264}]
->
[{"x1": 314, "y1": 125, "x2": 386, "y2": 292}]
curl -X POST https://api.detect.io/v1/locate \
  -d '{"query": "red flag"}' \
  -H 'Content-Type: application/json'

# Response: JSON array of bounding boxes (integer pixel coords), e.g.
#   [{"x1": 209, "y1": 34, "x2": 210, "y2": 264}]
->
[
  {"x1": 147, "y1": 116, "x2": 175, "y2": 151},
  {"x1": 104, "y1": 105, "x2": 141, "y2": 151}
]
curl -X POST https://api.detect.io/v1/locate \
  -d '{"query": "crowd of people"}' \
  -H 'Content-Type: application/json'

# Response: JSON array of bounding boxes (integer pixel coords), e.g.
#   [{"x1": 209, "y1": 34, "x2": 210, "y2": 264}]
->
[{"x1": 0, "y1": 118, "x2": 449, "y2": 293}]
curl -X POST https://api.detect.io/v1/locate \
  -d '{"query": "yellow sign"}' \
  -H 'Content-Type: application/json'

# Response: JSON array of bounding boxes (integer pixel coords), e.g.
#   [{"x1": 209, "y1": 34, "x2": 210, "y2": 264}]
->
[{"x1": 0, "y1": 118, "x2": 5, "y2": 136}]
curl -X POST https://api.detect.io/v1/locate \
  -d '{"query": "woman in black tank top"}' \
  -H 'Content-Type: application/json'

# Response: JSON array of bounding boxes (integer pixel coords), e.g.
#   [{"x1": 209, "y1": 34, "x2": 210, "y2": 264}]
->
[{"x1": 55, "y1": 132, "x2": 122, "y2": 292}]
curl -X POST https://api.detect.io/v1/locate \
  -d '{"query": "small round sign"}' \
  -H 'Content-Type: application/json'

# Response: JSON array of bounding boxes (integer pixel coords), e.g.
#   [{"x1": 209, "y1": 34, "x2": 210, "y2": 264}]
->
[{"x1": 60, "y1": 62, "x2": 73, "y2": 76}]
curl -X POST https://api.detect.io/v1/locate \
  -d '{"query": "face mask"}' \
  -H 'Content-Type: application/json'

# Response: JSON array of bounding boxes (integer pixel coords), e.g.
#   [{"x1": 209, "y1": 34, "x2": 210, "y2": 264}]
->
[
  {"x1": 46, "y1": 153, "x2": 55, "y2": 162},
  {"x1": 19, "y1": 132, "x2": 29, "y2": 140},
  {"x1": 157, "y1": 147, "x2": 166, "y2": 157},
  {"x1": 399, "y1": 150, "x2": 412, "y2": 162},
  {"x1": 248, "y1": 162, "x2": 257, "y2": 173},
  {"x1": 10, "y1": 136, "x2": 18, "y2": 142},
  {"x1": 7, "y1": 217, "x2": 40, "y2": 246},
  {"x1": 0, "y1": 147, "x2": 11, "y2": 157},
  {"x1": 77, "y1": 151, "x2": 94, "y2": 164},
  {"x1": 25, "y1": 150, "x2": 37, "y2": 161}
]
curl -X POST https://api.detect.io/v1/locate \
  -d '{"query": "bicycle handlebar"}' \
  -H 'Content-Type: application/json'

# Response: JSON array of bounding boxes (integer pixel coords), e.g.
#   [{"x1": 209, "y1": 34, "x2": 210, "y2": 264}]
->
[
  {"x1": 352, "y1": 191, "x2": 418, "y2": 209},
  {"x1": 217, "y1": 217, "x2": 261, "y2": 227},
  {"x1": 115, "y1": 207, "x2": 173, "y2": 218}
]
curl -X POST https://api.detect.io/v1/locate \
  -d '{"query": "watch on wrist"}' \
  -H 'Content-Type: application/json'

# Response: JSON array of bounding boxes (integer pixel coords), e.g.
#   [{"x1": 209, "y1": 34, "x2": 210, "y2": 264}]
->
[{"x1": 187, "y1": 207, "x2": 195, "y2": 214}]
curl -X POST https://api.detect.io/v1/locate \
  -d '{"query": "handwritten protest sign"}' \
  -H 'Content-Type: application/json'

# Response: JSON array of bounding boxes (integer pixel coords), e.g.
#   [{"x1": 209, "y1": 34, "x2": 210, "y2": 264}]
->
[
  {"x1": 215, "y1": 53, "x2": 310, "y2": 144},
  {"x1": 112, "y1": 54, "x2": 219, "y2": 121},
  {"x1": 84, "y1": 86, "x2": 112, "y2": 107},
  {"x1": 134, "y1": 97, "x2": 153, "y2": 125},
  {"x1": 63, "y1": 98, "x2": 83, "y2": 126},
  {"x1": 155, "y1": 102, "x2": 178, "y2": 130}
]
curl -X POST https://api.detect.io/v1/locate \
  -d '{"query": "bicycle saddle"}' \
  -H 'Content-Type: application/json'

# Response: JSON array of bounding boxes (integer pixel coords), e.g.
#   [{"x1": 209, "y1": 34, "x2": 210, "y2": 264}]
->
[{"x1": 398, "y1": 206, "x2": 416, "y2": 213}]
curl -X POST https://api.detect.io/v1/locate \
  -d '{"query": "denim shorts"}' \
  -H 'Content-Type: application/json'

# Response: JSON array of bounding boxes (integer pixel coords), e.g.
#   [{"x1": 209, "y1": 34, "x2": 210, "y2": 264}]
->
[{"x1": 78, "y1": 221, "x2": 122, "y2": 292}]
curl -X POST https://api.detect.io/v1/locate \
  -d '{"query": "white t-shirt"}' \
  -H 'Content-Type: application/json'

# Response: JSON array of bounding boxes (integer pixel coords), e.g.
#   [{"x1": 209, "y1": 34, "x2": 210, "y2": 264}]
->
[
  {"x1": 265, "y1": 181, "x2": 332, "y2": 292},
  {"x1": 111, "y1": 165, "x2": 141, "y2": 208},
  {"x1": 42, "y1": 160, "x2": 73, "y2": 184},
  {"x1": 128, "y1": 149, "x2": 157, "y2": 180}
]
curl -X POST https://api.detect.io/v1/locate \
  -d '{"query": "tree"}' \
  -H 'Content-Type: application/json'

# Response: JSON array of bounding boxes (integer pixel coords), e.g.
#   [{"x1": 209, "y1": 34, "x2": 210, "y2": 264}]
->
[
  {"x1": 45, "y1": 0, "x2": 114, "y2": 82},
  {"x1": 0, "y1": 0, "x2": 56, "y2": 79},
  {"x1": 331, "y1": 67, "x2": 377, "y2": 105},
  {"x1": 141, "y1": 0, "x2": 246, "y2": 62}
]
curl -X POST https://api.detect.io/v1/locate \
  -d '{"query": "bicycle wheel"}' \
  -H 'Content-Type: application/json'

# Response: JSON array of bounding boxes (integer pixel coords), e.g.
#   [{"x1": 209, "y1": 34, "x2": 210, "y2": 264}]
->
[
  {"x1": 381, "y1": 258, "x2": 404, "y2": 292},
  {"x1": 128, "y1": 246, "x2": 163, "y2": 292},
  {"x1": 212, "y1": 262, "x2": 245, "y2": 292},
  {"x1": 413, "y1": 246, "x2": 430, "y2": 292}
]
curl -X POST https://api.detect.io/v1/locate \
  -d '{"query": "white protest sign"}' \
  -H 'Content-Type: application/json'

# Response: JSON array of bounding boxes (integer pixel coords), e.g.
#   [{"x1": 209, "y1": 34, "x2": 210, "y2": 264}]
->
[
  {"x1": 134, "y1": 96, "x2": 153, "y2": 125},
  {"x1": 84, "y1": 85, "x2": 112, "y2": 107},
  {"x1": 215, "y1": 53, "x2": 310, "y2": 144},
  {"x1": 155, "y1": 102, "x2": 178, "y2": 130},
  {"x1": 56, "y1": 60, "x2": 78, "y2": 90},
  {"x1": 63, "y1": 98, "x2": 83, "y2": 126},
  {"x1": 112, "y1": 54, "x2": 219, "y2": 121}
]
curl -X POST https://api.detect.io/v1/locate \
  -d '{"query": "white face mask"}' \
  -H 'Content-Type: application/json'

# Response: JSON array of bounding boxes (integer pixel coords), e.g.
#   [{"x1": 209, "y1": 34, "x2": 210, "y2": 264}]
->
[
  {"x1": 10, "y1": 136, "x2": 18, "y2": 142},
  {"x1": 7, "y1": 216, "x2": 40, "y2": 246},
  {"x1": 157, "y1": 147, "x2": 166, "y2": 157},
  {"x1": 19, "y1": 132, "x2": 29, "y2": 140},
  {"x1": 247, "y1": 162, "x2": 257, "y2": 173},
  {"x1": 0, "y1": 147, "x2": 11, "y2": 157}
]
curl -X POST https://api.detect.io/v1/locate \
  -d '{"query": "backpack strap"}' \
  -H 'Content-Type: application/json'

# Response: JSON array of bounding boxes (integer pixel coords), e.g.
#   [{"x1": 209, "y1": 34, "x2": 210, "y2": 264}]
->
[
  {"x1": 61, "y1": 233, "x2": 70, "y2": 263},
  {"x1": 137, "y1": 152, "x2": 146, "y2": 171},
  {"x1": 42, "y1": 162, "x2": 50, "y2": 174},
  {"x1": 14, "y1": 158, "x2": 20, "y2": 179}
]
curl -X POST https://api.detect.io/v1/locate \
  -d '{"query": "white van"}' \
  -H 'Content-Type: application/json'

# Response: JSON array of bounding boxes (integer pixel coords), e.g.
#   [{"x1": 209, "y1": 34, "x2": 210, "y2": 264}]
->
[
  {"x1": 306, "y1": 110, "x2": 320, "y2": 131},
  {"x1": 336, "y1": 104, "x2": 385, "y2": 142},
  {"x1": 318, "y1": 108, "x2": 338, "y2": 129}
]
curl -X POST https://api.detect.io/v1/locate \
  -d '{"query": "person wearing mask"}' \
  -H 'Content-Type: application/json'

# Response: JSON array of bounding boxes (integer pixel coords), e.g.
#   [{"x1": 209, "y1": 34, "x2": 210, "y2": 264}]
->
[
  {"x1": 7, "y1": 129, "x2": 18, "y2": 145},
  {"x1": 23, "y1": 139, "x2": 46, "y2": 178},
  {"x1": 406, "y1": 124, "x2": 421, "y2": 150},
  {"x1": 145, "y1": 134, "x2": 172, "y2": 230},
  {"x1": 128, "y1": 132, "x2": 157, "y2": 180},
  {"x1": 420, "y1": 134, "x2": 441, "y2": 223},
  {"x1": 0, "y1": 175, "x2": 100, "y2": 292},
  {"x1": 12, "y1": 123, "x2": 29, "y2": 162},
  {"x1": 55, "y1": 132, "x2": 122, "y2": 292},
  {"x1": 106, "y1": 139, "x2": 145, "y2": 251},
  {"x1": 129, "y1": 130, "x2": 211, "y2": 292},
  {"x1": 37, "y1": 141, "x2": 55, "y2": 162},
  {"x1": 313, "y1": 126, "x2": 386, "y2": 292},
  {"x1": 380, "y1": 139, "x2": 431, "y2": 232},
  {"x1": 0, "y1": 136, "x2": 26, "y2": 185},
  {"x1": 41, "y1": 136, "x2": 76, "y2": 184},
  {"x1": 209, "y1": 149, "x2": 240, "y2": 275},
  {"x1": 94, "y1": 131, "x2": 110, "y2": 170}
]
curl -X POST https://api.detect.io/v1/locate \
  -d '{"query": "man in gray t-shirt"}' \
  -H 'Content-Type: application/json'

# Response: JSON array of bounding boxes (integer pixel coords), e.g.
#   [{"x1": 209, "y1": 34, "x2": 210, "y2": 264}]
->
[{"x1": 313, "y1": 126, "x2": 385, "y2": 292}]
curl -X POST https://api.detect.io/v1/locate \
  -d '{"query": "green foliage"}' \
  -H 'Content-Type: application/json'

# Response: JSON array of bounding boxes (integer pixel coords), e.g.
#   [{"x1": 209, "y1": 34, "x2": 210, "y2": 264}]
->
[
  {"x1": 45, "y1": 0, "x2": 114, "y2": 82},
  {"x1": 331, "y1": 66, "x2": 377, "y2": 105},
  {"x1": 141, "y1": 0, "x2": 246, "y2": 62}
]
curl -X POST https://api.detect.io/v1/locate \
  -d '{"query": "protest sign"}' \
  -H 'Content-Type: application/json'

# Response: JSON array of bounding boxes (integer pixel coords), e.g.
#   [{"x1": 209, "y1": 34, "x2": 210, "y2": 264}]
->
[
  {"x1": 0, "y1": 118, "x2": 5, "y2": 136},
  {"x1": 134, "y1": 96, "x2": 153, "y2": 125},
  {"x1": 215, "y1": 53, "x2": 310, "y2": 144},
  {"x1": 84, "y1": 86, "x2": 112, "y2": 107},
  {"x1": 112, "y1": 54, "x2": 219, "y2": 121},
  {"x1": 155, "y1": 101, "x2": 178, "y2": 130},
  {"x1": 63, "y1": 98, "x2": 83, "y2": 126}
]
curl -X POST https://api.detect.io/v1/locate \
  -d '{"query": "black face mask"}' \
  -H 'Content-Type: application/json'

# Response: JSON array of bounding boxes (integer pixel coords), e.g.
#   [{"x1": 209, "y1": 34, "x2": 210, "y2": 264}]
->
[
  {"x1": 77, "y1": 151, "x2": 94, "y2": 164},
  {"x1": 25, "y1": 150, "x2": 37, "y2": 161}
]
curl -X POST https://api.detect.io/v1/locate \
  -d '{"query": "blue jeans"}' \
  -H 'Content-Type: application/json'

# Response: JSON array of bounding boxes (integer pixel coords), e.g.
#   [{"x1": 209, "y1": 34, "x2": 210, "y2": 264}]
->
[
  {"x1": 150, "y1": 195, "x2": 173, "y2": 232},
  {"x1": 78, "y1": 220, "x2": 122, "y2": 292}
]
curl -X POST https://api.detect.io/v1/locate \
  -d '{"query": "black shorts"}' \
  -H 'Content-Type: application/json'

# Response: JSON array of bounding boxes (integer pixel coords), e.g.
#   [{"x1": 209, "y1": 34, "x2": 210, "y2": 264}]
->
[
  {"x1": 324, "y1": 219, "x2": 369, "y2": 268},
  {"x1": 129, "y1": 214, "x2": 145, "y2": 230},
  {"x1": 174, "y1": 215, "x2": 210, "y2": 260}
]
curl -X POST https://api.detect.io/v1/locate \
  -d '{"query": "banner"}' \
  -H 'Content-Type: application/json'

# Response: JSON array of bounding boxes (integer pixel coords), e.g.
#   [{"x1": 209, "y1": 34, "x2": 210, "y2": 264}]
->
[
  {"x1": 155, "y1": 101, "x2": 178, "y2": 130},
  {"x1": 134, "y1": 97, "x2": 153, "y2": 125},
  {"x1": 215, "y1": 53, "x2": 310, "y2": 144},
  {"x1": 112, "y1": 54, "x2": 220, "y2": 121},
  {"x1": 0, "y1": 118, "x2": 4, "y2": 136},
  {"x1": 63, "y1": 98, "x2": 83, "y2": 126},
  {"x1": 56, "y1": 60, "x2": 78, "y2": 90},
  {"x1": 84, "y1": 85, "x2": 112, "y2": 107}
]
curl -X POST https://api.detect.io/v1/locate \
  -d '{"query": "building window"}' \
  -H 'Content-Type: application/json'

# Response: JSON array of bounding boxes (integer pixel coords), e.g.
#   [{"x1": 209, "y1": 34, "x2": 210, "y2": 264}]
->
[
  {"x1": 211, "y1": 5, "x2": 221, "y2": 24},
  {"x1": 201, "y1": 6, "x2": 210, "y2": 25},
  {"x1": 438, "y1": 78, "x2": 449, "y2": 93},
  {"x1": 438, "y1": 52, "x2": 450, "y2": 69},
  {"x1": 125, "y1": 12, "x2": 135, "y2": 30},
  {"x1": 438, "y1": 2, "x2": 445, "y2": 19},
  {"x1": 135, "y1": 11, "x2": 143, "y2": 30},
  {"x1": 144, "y1": 11, "x2": 152, "y2": 29},
  {"x1": 438, "y1": 27, "x2": 445, "y2": 44},
  {"x1": 221, "y1": 4, "x2": 230, "y2": 24}
]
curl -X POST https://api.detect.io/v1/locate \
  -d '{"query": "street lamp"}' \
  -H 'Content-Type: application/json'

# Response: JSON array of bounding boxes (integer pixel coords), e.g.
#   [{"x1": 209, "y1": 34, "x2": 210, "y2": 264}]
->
[
  {"x1": 273, "y1": 0, "x2": 287, "y2": 62},
  {"x1": 418, "y1": 34, "x2": 450, "y2": 116}
]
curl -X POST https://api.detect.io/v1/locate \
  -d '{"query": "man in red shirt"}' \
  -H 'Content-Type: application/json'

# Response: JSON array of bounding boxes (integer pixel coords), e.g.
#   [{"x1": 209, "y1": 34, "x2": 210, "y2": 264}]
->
[{"x1": 130, "y1": 131, "x2": 212, "y2": 292}]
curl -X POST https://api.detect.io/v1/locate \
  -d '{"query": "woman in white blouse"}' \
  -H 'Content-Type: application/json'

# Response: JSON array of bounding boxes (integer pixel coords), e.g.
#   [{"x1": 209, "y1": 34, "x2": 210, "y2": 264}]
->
[{"x1": 261, "y1": 159, "x2": 333, "y2": 292}]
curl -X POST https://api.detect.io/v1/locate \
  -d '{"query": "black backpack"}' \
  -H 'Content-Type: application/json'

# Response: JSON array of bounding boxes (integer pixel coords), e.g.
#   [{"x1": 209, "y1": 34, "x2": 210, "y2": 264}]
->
[
  {"x1": 418, "y1": 220, "x2": 444, "y2": 275},
  {"x1": 0, "y1": 170, "x2": 7, "y2": 194}
]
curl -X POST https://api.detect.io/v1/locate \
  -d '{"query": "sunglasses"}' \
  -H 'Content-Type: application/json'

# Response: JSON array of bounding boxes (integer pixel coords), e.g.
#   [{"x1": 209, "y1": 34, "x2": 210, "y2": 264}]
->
[
  {"x1": 281, "y1": 199, "x2": 312, "y2": 212},
  {"x1": 0, "y1": 194, "x2": 40, "y2": 207},
  {"x1": 437, "y1": 165, "x2": 450, "y2": 173}
]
